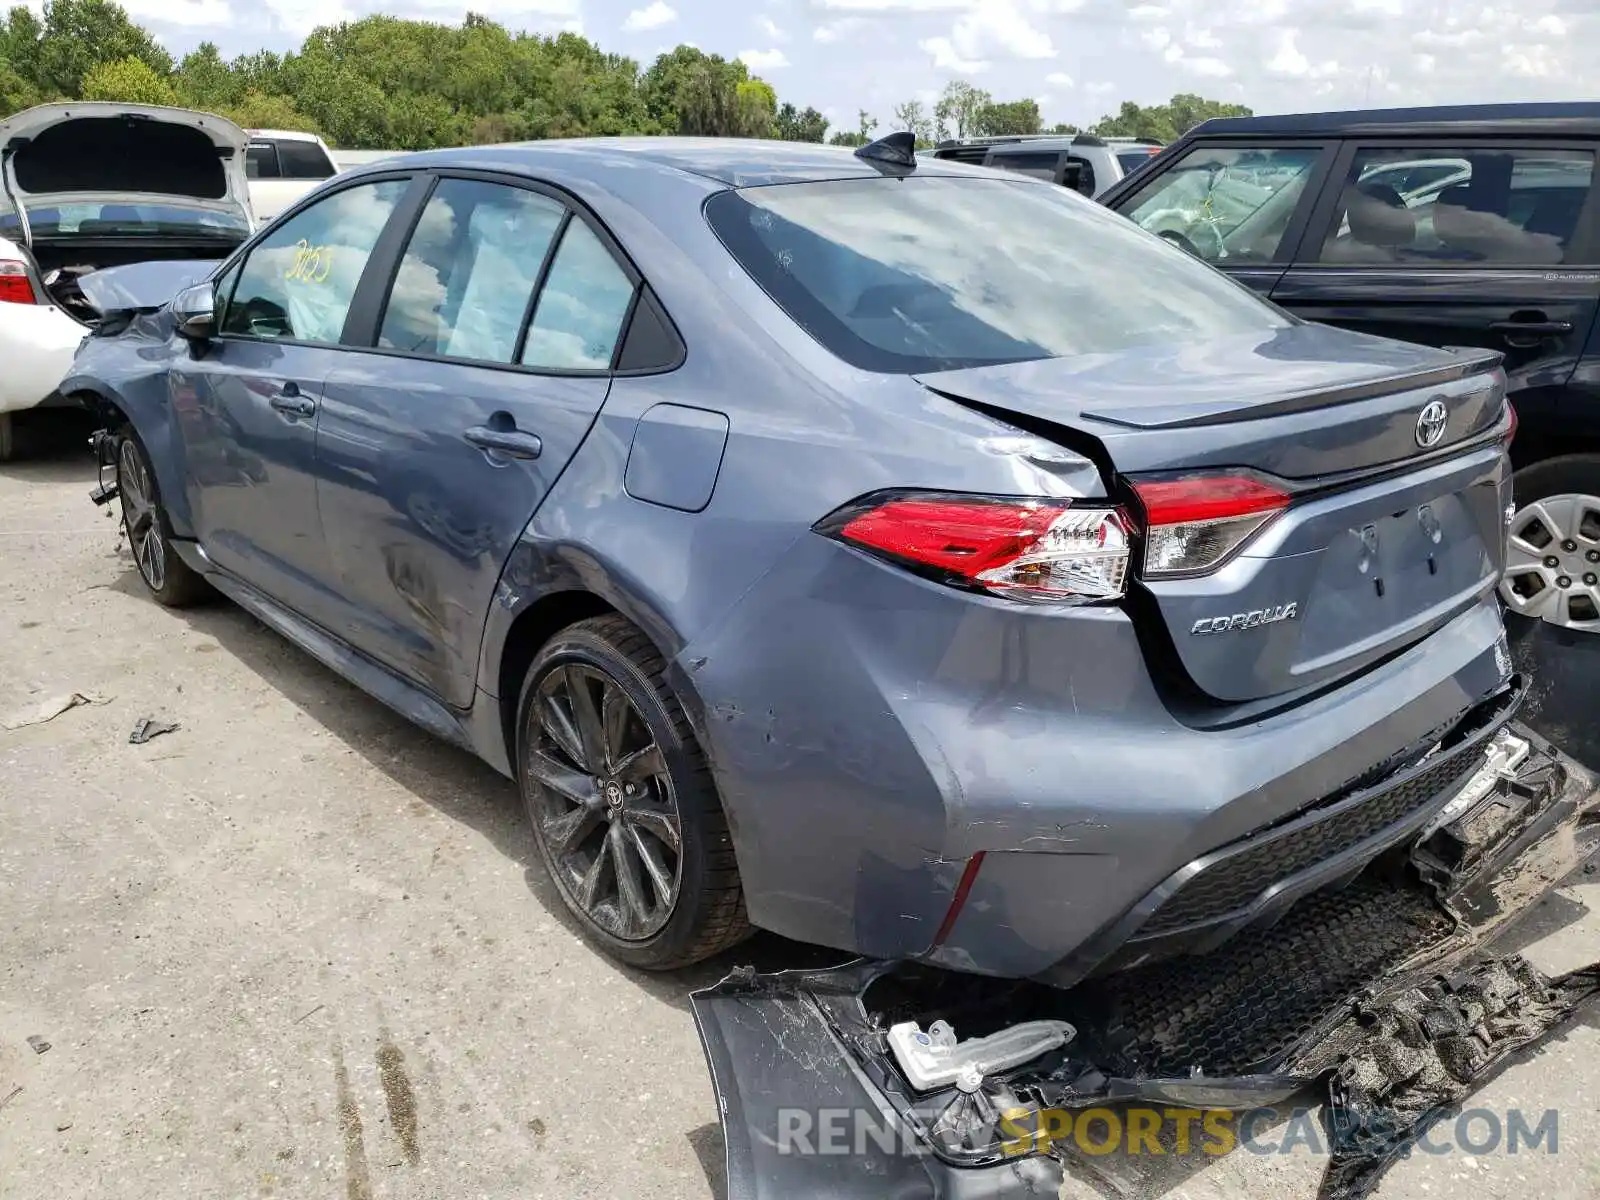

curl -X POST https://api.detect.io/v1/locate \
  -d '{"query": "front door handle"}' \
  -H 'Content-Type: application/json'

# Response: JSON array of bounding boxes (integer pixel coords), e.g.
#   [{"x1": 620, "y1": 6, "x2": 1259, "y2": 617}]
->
[
  {"x1": 464, "y1": 425, "x2": 542, "y2": 460},
  {"x1": 269, "y1": 382, "x2": 317, "y2": 418}
]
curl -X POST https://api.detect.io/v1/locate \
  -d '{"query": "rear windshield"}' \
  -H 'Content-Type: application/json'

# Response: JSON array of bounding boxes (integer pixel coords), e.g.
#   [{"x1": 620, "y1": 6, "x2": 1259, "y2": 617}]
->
[
  {"x1": 0, "y1": 203, "x2": 250, "y2": 241},
  {"x1": 704, "y1": 175, "x2": 1287, "y2": 373}
]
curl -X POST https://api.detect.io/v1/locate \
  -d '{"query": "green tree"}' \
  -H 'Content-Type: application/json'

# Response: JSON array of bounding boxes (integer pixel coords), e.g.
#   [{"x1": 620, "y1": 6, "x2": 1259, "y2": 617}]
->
[
  {"x1": 773, "y1": 101, "x2": 827, "y2": 142},
  {"x1": 173, "y1": 41, "x2": 237, "y2": 111},
  {"x1": 827, "y1": 108, "x2": 877, "y2": 148},
  {"x1": 735, "y1": 76, "x2": 776, "y2": 138},
  {"x1": 643, "y1": 45, "x2": 751, "y2": 136},
  {"x1": 223, "y1": 89, "x2": 320, "y2": 134},
  {"x1": 80, "y1": 53, "x2": 176, "y2": 105},
  {"x1": 1092, "y1": 93, "x2": 1250, "y2": 142},
  {"x1": 891, "y1": 98, "x2": 934, "y2": 146},
  {"x1": 934, "y1": 79, "x2": 990, "y2": 142},
  {"x1": 1049, "y1": 121, "x2": 1081, "y2": 135},
  {"x1": 974, "y1": 98, "x2": 1040, "y2": 137},
  {"x1": 30, "y1": 0, "x2": 171, "y2": 99}
]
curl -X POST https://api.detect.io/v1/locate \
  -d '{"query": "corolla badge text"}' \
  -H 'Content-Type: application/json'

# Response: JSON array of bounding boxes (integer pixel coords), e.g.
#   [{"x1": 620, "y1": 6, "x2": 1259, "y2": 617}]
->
[{"x1": 1191, "y1": 603, "x2": 1299, "y2": 636}]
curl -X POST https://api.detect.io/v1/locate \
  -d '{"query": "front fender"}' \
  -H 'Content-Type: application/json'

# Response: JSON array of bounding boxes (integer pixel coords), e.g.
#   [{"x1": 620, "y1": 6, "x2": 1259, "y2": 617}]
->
[{"x1": 64, "y1": 321, "x2": 193, "y2": 538}]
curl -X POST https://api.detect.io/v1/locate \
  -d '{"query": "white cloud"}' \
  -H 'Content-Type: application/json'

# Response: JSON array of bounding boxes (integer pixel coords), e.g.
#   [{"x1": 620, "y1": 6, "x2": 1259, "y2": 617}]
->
[
  {"x1": 812, "y1": 0, "x2": 970, "y2": 9},
  {"x1": 920, "y1": 35, "x2": 989, "y2": 72},
  {"x1": 622, "y1": 1, "x2": 677, "y2": 32},
  {"x1": 122, "y1": 0, "x2": 229, "y2": 23},
  {"x1": 759, "y1": 16, "x2": 788, "y2": 40},
  {"x1": 814, "y1": 17, "x2": 863, "y2": 41},
  {"x1": 739, "y1": 47, "x2": 791, "y2": 69},
  {"x1": 1045, "y1": 70, "x2": 1073, "y2": 85}
]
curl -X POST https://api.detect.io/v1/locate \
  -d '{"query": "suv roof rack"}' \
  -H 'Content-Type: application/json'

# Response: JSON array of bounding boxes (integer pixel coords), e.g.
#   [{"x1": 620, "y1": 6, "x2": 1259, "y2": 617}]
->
[{"x1": 933, "y1": 133, "x2": 1108, "y2": 150}]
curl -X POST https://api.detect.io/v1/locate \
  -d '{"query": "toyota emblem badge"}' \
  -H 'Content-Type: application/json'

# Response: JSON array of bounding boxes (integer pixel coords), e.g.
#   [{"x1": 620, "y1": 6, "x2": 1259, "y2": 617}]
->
[{"x1": 1415, "y1": 400, "x2": 1448, "y2": 449}]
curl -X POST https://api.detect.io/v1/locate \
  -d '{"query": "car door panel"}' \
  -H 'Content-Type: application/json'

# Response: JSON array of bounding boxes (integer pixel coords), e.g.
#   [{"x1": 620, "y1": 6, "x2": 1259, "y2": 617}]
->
[
  {"x1": 315, "y1": 360, "x2": 611, "y2": 706},
  {"x1": 311, "y1": 176, "x2": 638, "y2": 707},
  {"x1": 1270, "y1": 140, "x2": 1600, "y2": 410},
  {"x1": 173, "y1": 340, "x2": 341, "y2": 619},
  {"x1": 176, "y1": 174, "x2": 418, "y2": 627},
  {"x1": 1270, "y1": 268, "x2": 1597, "y2": 390}
]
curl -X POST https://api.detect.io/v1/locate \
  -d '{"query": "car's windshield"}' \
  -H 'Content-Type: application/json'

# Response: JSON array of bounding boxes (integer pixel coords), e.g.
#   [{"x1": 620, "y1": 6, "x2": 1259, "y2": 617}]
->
[
  {"x1": 0, "y1": 202, "x2": 249, "y2": 240},
  {"x1": 705, "y1": 175, "x2": 1288, "y2": 374}
]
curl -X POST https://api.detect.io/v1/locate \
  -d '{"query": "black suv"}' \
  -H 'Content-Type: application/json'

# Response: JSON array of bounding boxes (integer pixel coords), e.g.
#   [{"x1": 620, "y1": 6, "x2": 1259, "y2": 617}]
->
[{"x1": 1101, "y1": 102, "x2": 1600, "y2": 639}]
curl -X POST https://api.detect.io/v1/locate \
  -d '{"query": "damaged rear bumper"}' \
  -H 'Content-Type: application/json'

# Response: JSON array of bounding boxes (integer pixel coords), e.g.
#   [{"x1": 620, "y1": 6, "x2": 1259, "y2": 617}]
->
[{"x1": 692, "y1": 724, "x2": 1600, "y2": 1200}]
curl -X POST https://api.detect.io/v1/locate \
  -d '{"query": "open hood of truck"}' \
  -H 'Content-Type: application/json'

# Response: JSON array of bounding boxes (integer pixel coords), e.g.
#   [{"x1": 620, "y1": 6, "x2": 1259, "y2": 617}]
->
[{"x1": 0, "y1": 103, "x2": 253, "y2": 241}]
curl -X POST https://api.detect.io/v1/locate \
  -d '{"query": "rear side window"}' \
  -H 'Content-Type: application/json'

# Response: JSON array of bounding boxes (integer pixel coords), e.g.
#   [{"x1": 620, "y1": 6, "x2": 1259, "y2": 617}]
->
[
  {"x1": 521, "y1": 221, "x2": 636, "y2": 370},
  {"x1": 221, "y1": 178, "x2": 408, "y2": 344},
  {"x1": 245, "y1": 143, "x2": 280, "y2": 179},
  {"x1": 1118, "y1": 144, "x2": 1323, "y2": 264},
  {"x1": 276, "y1": 140, "x2": 337, "y2": 180},
  {"x1": 379, "y1": 179, "x2": 566, "y2": 363},
  {"x1": 1318, "y1": 147, "x2": 1596, "y2": 266},
  {"x1": 706, "y1": 175, "x2": 1289, "y2": 374}
]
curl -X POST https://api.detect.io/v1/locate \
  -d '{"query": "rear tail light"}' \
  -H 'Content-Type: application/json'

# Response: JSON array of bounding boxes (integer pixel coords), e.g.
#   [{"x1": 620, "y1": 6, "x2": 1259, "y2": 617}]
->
[
  {"x1": 1132, "y1": 474, "x2": 1289, "y2": 578},
  {"x1": 0, "y1": 260, "x2": 36, "y2": 304},
  {"x1": 820, "y1": 491, "x2": 1131, "y2": 604}
]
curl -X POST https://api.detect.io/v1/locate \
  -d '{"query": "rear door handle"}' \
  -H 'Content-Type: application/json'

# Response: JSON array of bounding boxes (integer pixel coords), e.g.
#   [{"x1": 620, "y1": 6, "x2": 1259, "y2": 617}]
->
[
  {"x1": 1489, "y1": 317, "x2": 1573, "y2": 340},
  {"x1": 464, "y1": 426, "x2": 542, "y2": 460},
  {"x1": 269, "y1": 382, "x2": 317, "y2": 418}
]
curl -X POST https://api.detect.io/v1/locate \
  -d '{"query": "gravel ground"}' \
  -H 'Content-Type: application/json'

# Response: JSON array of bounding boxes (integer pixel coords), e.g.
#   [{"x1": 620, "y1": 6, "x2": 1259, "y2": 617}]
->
[{"x1": 2, "y1": 424, "x2": 1598, "y2": 1200}]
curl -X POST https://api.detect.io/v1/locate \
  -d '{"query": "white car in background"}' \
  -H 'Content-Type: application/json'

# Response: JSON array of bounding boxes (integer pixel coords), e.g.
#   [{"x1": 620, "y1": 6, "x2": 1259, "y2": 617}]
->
[
  {"x1": 244, "y1": 129, "x2": 340, "y2": 223},
  {"x1": 0, "y1": 102, "x2": 255, "y2": 460}
]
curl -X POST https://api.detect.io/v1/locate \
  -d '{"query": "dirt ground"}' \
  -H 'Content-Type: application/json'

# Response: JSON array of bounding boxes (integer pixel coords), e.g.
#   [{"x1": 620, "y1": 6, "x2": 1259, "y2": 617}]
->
[{"x1": 3, "y1": 421, "x2": 1600, "y2": 1200}]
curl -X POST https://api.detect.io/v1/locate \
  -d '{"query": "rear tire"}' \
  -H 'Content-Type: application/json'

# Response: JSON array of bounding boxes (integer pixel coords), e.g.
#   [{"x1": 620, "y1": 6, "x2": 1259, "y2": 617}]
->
[
  {"x1": 517, "y1": 614, "x2": 750, "y2": 970},
  {"x1": 116, "y1": 426, "x2": 211, "y2": 608},
  {"x1": 0, "y1": 413, "x2": 14, "y2": 463}
]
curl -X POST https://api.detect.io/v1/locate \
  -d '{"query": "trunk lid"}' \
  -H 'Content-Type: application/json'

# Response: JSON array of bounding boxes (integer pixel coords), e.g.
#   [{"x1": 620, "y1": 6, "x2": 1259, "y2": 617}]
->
[
  {"x1": 916, "y1": 324, "x2": 1512, "y2": 704},
  {"x1": 0, "y1": 103, "x2": 253, "y2": 244}
]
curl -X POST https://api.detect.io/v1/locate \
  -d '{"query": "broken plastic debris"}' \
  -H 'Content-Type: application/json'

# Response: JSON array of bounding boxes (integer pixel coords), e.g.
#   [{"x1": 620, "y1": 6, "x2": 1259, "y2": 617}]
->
[
  {"x1": 887, "y1": 1018, "x2": 1075, "y2": 1092},
  {"x1": 128, "y1": 717, "x2": 179, "y2": 745},
  {"x1": 1, "y1": 692, "x2": 106, "y2": 731},
  {"x1": 26, "y1": 1036, "x2": 49, "y2": 1055}
]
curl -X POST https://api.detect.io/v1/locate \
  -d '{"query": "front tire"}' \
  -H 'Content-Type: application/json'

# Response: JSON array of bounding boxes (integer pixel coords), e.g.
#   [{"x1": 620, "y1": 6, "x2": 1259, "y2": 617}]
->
[
  {"x1": 116, "y1": 427, "x2": 211, "y2": 608},
  {"x1": 0, "y1": 412, "x2": 14, "y2": 463},
  {"x1": 517, "y1": 614, "x2": 750, "y2": 970},
  {"x1": 1501, "y1": 454, "x2": 1600, "y2": 633}
]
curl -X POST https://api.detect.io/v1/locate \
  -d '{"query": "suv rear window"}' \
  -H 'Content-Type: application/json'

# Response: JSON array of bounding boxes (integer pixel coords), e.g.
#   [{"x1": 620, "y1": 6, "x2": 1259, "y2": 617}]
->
[{"x1": 705, "y1": 176, "x2": 1288, "y2": 374}]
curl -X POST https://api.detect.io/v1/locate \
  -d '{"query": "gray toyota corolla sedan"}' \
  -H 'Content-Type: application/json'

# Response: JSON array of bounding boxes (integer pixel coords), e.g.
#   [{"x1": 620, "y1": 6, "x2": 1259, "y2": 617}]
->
[{"x1": 64, "y1": 133, "x2": 1520, "y2": 983}]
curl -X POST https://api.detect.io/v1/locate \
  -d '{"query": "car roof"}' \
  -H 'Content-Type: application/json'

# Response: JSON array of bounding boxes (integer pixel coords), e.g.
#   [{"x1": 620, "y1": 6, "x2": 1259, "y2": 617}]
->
[
  {"x1": 371, "y1": 136, "x2": 994, "y2": 188},
  {"x1": 247, "y1": 129, "x2": 323, "y2": 143},
  {"x1": 1193, "y1": 102, "x2": 1600, "y2": 140}
]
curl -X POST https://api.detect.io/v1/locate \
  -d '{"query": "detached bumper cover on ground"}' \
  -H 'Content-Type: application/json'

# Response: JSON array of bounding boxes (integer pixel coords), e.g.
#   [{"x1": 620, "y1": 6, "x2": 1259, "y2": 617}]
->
[{"x1": 692, "y1": 723, "x2": 1600, "y2": 1200}]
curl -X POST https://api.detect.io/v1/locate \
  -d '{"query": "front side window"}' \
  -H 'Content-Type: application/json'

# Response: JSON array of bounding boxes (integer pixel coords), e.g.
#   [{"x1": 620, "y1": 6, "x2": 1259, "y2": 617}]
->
[
  {"x1": 706, "y1": 175, "x2": 1290, "y2": 374},
  {"x1": 1318, "y1": 146, "x2": 1596, "y2": 266},
  {"x1": 221, "y1": 178, "x2": 409, "y2": 344},
  {"x1": 521, "y1": 220, "x2": 636, "y2": 370},
  {"x1": 379, "y1": 179, "x2": 566, "y2": 363},
  {"x1": 1119, "y1": 144, "x2": 1322, "y2": 264}
]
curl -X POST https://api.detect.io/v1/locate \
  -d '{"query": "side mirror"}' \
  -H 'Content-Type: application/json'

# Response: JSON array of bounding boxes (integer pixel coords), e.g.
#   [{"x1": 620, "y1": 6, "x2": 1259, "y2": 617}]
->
[{"x1": 173, "y1": 282, "x2": 216, "y2": 340}]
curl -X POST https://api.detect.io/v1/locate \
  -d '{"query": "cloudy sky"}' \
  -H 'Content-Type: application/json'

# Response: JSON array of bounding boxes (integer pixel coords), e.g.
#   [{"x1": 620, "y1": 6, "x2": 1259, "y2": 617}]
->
[{"x1": 102, "y1": 0, "x2": 1599, "y2": 133}]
